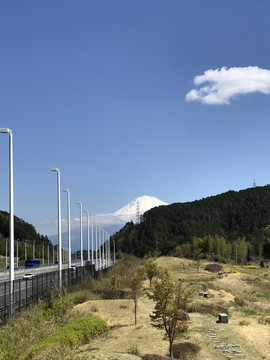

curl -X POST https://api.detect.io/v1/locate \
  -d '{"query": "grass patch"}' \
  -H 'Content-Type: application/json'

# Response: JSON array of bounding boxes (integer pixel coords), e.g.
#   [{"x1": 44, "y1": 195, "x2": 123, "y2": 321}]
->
[
  {"x1": 257, "y1": 316, "x2": 270, "y2": 325},
  {"x1": 127, "y1": 345, "x2": 142, "y2": 356},
  {"x1": 23, "y1": 316, "x2": 109, "y2": 359},
  {"x1": 172, "y1": 342, "x2": 201, "y2": 360},
  {"x1": 239, "y1": 319, "x2": 250, "y2": 325},
  {"x1": 142, "y1": 355, "x2": 171, "y2": 360},
  {"x1": 187, "y1": 301, "x2": 229, "y2": 317},
  {"x1": 71, "y1": 290, "x2": 92, "y2": 305}
]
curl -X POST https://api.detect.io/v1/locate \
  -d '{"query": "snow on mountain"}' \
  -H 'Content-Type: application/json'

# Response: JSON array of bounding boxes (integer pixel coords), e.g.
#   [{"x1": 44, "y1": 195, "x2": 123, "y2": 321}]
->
[
  {"x1": 49, "y1": 195, "x2": 168, "y2": 250},
  {"x1": 114, "y1": 195, "x2": 168, "y2": 216}
]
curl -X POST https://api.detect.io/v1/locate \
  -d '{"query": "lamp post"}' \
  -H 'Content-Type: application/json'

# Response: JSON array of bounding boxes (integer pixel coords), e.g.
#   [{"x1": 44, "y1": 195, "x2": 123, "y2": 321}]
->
[
  {"x1": 62, "y1": 189, "x2": 71, "y2": 269},
  {"x1": 101, "y1": 229, "x2": 105, "y2": 268},
  {"x1": 113, "y1": 239, "x2": 115, "y2": 263},
  {"x1": 84, "y1": 210, "x2": 90, "y2": 261},
  {"x1": 75, "y1": 201, "x2": 83, "y2": 267},
  {"x1": 0, "y1": 128, "x2": 14, "y2": 315},
  {"x1": 98, "y1": 226, "x2": 102, "y2": 269},
  {"x1": 50, "y1": 168, "x2": 62, "y2": 287},
  {"x1": 91, "y1": 216, "x2": 94, "y2": 264},
  {"x1": 94, "y1": 221, "x2": 98, "y2": 268}
]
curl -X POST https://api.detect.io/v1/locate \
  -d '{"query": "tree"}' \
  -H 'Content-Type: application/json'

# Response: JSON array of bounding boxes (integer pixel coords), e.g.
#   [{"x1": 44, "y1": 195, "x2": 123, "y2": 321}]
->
[
  {"x1": 144, "y1": 258, "x2": 159, "y2": 287},
  {"x1": 129, "y1": 265, "x2": 145, "y2": 325},
  {"x1": 147, "y1": 270, "x2": 193, "y2": 359},
  {"x1": 192, "y1": 237, "x2": 204, "y2": 273}
]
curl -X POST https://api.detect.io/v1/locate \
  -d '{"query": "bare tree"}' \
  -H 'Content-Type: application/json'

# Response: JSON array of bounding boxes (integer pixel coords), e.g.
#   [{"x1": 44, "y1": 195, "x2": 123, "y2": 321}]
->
[{"x1": 129, "y1": 265, "x2": 145, "y2": 325}]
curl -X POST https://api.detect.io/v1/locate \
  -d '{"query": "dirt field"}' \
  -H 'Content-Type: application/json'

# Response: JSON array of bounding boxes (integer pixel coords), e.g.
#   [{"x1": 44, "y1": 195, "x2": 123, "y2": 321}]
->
[{"x1": 64, "y1": 256, "x2": 270, "y2": 360}]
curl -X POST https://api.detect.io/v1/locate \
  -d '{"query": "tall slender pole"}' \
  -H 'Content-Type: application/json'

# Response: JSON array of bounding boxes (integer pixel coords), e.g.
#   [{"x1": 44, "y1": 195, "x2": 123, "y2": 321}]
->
[
  {"x1": 113, "y1": 239, "x2": 115, "y2": 263},
  {"x1": 99, "y1": 226, "x2": 101, "y2": 269},
  {"x1": 50, "y1": 168, "x2": 62, "y2": 287},
  {"x1": 84, "y1": 210, "x2": 90, "y2": 261},
  {"x1": 0, "y1": 128, "x2": 14, "y2": 315},
  {"x1": 76, "y1": 201, "x2": 83, "y2": 267},
  {"x1": 47, "y1": 244, "x2": 49, "y2": 265},
  {"x1": 62, "y1": 189, "x2": 71, "y2": 269},
  {"x1": 105, "y1": 233, "x2": 109, "y2": 268},
  {"x1": 16, "y1": 241, "x2": 18, "y2": 267},
  {"x1": 5, "y1": 241, "x2": 7, "y2": 269},
  {"x1": 95, "y1": 222, "x2": 97, "y2": 267},
  {"x1": 91, "y1": 217, "x2": 94, "y2": 264},
  {"x1": 102, "y1": 229, "x2": 105, "y2": 268},
  {"x1": 9, "y1": 131, "x2": 14, "y2": 283}
]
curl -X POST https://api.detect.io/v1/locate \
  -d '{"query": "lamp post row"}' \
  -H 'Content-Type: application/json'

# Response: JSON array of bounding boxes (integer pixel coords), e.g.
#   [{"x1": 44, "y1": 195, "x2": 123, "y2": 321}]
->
[{"x1": 1, "y1": 128, "x2": 115, "y2": 308}]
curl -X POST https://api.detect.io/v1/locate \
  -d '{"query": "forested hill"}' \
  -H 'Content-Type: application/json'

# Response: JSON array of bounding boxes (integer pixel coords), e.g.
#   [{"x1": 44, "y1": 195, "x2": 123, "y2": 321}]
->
[
  {"x1": 0, "y1": 210, "x2": 50, "y2": 246},
  {"x1": 112, "y1": 186, "x2": 270, "y2": 259}
]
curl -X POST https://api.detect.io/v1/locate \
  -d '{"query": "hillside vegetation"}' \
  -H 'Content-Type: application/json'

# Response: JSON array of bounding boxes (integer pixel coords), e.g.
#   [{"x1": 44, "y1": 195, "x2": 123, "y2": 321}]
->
[
  {"x1": 0, "y1": 210, "x2": 51, "y2": 263},
  {"x1": 112, "y1": 186, "x2": 270, "y2": 261},
  {"x1": 0, "y1": 254, "x2": 269, "y2": 359}
]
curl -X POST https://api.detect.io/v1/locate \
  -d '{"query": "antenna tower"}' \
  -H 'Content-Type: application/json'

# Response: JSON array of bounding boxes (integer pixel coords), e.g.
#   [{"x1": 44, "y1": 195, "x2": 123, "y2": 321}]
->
[{"x1": 136, "y1": 201, "x2": 140, "y2": 224}]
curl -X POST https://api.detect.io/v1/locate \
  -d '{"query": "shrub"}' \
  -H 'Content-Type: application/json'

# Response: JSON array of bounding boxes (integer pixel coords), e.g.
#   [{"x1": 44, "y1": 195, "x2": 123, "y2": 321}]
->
[
  {"x1": 233, "y1": 296, "x2": 246, "y2": 308},
  {"x1": 239, "y1": 319, "x2": 250, "y2": 326},
  {"x1": 23, "y1": 316, "x2": 109, "y2": 359},
  {"x1": 91, "y1": 305, "x2": 99, "y2": 312},
  {"x1": 187, "y1": 302, "x2": 229, "y2": 317},
  {"x1": 71, "y1": 290, "x2": 91, "y2": 305},
  {"x1": 173, "y1": 342, "x2": 201, "y2": 360},
  {"x1": 41, "y1": 294, "x2": 73, "y2": 324},
  {"x1": 178, "y1": 324, "x2": 189, "y2": 333},
  {"x1": 205, "y1": 264, "x2": 223, "y2": 273},
  {"x1": 258, "y1": 316, "x2": 270, "y2": 325},
  {"x1": 92, "y1": 289, "x2": 130, "y2": 299},
  {"x1": 127, "y1": 346, "x2": 141, "y2": 356},
  {"x1": 142, "y1": 355, "x2": 171, "y2": 360}
]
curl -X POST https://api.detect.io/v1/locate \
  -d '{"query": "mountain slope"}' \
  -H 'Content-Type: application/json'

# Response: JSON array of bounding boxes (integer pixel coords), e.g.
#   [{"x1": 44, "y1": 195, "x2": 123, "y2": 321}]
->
[
  {"x1": 112, "y1": 186, "x2": 270, "y2": 258},
  {"x1": 49, "y1": 195, "x2": 168, "y2": 250},
  {"x1": 113, "y1": 195, "x2": 168, "y2": 216}
]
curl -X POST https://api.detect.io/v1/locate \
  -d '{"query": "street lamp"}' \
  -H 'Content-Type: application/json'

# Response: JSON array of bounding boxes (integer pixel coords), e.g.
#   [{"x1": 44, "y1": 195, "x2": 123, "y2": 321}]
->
[
  {"x1": 102, "y1": 228, "x2": 105, "y2": 268},
  {"x1": 94, "y1": 221, "x2": 98, "y2": 268},
  {"x1": 113, "y1": 239, "x2": 116, "y2": 263},
  {"x1": 62, "y1": 189, "x2": 71, "y2": 269},
  {"x1": 0, "y1": 128, "x2": 14, "y2": 315},
  {"x1": 83, "y1": 210, "x2": 90, "y2": 261},
  {"x1": 91, "y1": 216, "x2": 94, "y2": 264},
  {"x1": 50, "y1": 168, "x2": 62, "y2": 287},
  {"x1": 98, "y1": 226, "x2": 102, "y2": 269},
  {"x1": 75, "y1": 201, "x2": 83, "y2": 267}
]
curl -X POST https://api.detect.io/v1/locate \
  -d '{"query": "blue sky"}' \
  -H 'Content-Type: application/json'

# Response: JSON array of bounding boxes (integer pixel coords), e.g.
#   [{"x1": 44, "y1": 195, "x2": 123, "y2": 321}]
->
[{"x1": 1, "y1": 0, "x2": 270, "y2": 236}]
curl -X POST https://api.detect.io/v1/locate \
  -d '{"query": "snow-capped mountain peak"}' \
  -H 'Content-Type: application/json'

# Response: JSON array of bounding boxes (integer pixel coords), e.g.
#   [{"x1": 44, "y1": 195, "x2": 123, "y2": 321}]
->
[{"x1": 113, "y1": 195, "x2": 168, "y2": 216}]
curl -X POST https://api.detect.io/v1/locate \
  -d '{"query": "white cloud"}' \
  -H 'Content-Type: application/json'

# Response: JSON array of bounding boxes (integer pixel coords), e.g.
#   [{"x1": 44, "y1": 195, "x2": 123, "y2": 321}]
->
[{"x1": 185, "y1": 66, "x2": 270, "y2": 104}]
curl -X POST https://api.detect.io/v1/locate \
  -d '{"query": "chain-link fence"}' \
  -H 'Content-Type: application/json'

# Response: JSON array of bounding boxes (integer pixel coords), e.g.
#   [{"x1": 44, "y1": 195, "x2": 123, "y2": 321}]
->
[{"x1": 0, "y1": 264, "x2": 97, "y2": 325}]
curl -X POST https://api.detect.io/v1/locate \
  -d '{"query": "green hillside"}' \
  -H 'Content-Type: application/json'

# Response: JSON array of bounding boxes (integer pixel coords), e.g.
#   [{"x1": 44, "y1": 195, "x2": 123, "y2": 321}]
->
[
  {"x1": 0, "y1": 210, "x2": 51, "y2": 260},
  {"x1": 112, "y1": 186, "x2": 270, "y2": 262}
]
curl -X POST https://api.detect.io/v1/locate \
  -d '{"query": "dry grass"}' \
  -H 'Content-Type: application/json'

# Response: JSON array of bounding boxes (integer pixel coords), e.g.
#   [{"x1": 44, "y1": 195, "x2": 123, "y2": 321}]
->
[{"x1": 27, "y1": 256, "x2": 270, "y2": 359}]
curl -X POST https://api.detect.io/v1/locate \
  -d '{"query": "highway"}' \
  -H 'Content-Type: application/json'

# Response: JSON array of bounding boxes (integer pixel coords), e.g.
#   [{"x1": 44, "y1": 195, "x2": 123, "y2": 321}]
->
[{"x1": 0, "y1": 261, "x2": 80, "y2": 283}]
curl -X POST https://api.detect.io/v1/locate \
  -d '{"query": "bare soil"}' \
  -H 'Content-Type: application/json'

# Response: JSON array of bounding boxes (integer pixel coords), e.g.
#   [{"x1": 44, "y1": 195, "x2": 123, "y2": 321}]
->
[{"x1": 44, "y1": 257, "x2": 270, "y2": 359}]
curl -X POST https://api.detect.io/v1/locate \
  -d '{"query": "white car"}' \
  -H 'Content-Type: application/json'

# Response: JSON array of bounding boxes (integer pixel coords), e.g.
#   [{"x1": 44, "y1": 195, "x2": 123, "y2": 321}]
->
[{"x1": 23, "y1": 273, "x2": 34, "y2": 280}]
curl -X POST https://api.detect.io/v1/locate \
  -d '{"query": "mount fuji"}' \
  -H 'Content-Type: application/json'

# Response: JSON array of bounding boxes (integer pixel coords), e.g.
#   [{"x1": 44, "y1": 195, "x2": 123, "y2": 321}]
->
[
  {"x1": 92, "y1": 195, "x2": 168, "y2": 227},
  {"x1": 112, "y1": 195, "x2": 168, "y2": 222},
  {"x1": 49, "y1": 195, "x2": 168, "y2": 250}
]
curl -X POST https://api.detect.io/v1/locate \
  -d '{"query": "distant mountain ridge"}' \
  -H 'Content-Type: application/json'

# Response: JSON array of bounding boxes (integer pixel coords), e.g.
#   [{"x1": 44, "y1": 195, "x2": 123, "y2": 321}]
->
[
  {"x1": 112, "y1": 186, "x2": 270, "y2": 258},
  {"x1": 49, "y1": 195, "x2": 168, "y2": 250}
]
